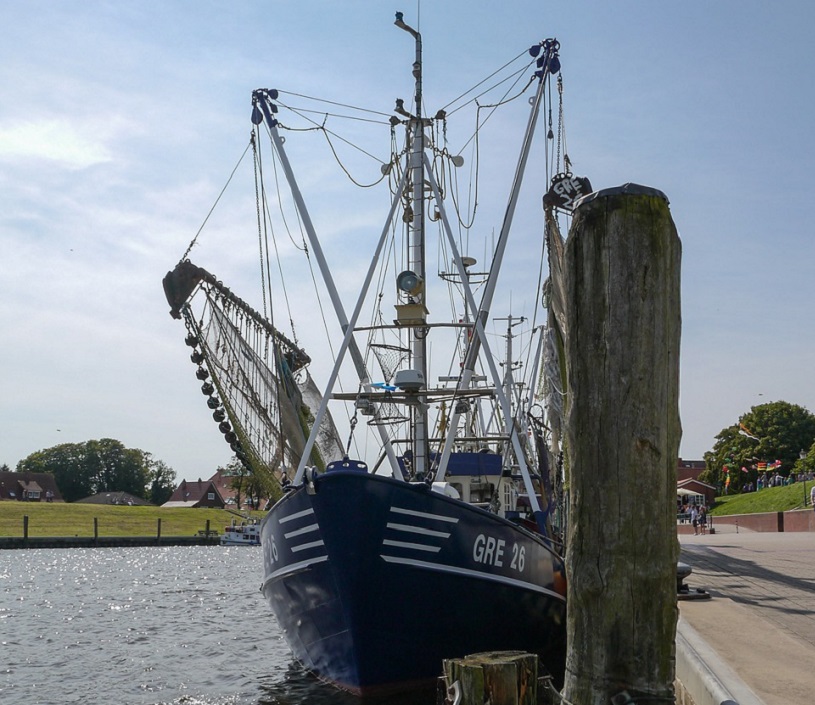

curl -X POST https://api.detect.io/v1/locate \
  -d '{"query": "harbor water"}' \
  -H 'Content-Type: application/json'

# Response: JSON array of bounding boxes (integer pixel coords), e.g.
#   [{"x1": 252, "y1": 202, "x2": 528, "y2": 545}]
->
[{"x1": 0, "y1": 546, "x2": 435, "y2": 705}]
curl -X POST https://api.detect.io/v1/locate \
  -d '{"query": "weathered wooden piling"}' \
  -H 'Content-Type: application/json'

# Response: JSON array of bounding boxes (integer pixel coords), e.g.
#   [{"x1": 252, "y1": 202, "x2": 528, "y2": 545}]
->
[
  {"x1": 443, "y1": 651, "x2": 538, "y2": 705},
  {"x1": 561, "y1": 185, "x2": 681, "y2": 705}
]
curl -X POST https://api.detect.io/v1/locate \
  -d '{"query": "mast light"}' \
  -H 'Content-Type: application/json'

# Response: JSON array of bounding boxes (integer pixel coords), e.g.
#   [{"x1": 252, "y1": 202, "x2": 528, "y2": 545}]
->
[{"x1": 397, "y1": 270, "x2": 424, "y2": 296}]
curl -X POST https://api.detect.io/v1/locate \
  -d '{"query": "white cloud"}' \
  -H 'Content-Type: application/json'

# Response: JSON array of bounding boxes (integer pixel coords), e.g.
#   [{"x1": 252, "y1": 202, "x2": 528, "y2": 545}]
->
[
  {"x1": 2, "y1": 1, "x2": 815, "y2": 481},
  {"x1": 0, "y1": 119, "x2": 113, "y2": 169}
]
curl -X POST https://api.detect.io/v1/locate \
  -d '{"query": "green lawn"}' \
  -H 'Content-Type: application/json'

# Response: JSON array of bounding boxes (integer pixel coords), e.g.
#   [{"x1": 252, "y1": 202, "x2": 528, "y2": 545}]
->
[
  {"x1": 3, "y1": 482, "x2": 810, "y2": 537},
  {"x1": 710, "y1": 481, "x2": 813, "y2": 515},
  {"x1": 0, "y1": 502, "x2": 266, "y2": 538}
]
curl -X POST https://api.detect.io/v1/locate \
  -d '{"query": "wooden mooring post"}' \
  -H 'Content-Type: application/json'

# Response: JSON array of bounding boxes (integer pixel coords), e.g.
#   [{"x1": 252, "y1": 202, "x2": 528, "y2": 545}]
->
[
  {"x1": 560, "y1": 185, "x2": 681, "y2": 705},
  {"x1": 443, "y1": 651, "x2": 539, "y2": 705}
]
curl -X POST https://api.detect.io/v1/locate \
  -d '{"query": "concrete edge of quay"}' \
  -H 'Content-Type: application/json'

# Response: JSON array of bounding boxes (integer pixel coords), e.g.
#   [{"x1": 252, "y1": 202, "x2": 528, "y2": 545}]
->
[
  {"x1": 675, "y1": 617, "x2": 766, "y2": 705},
  {"x1": 0, "y1": 535, "x2": 221, "y2": 549}
]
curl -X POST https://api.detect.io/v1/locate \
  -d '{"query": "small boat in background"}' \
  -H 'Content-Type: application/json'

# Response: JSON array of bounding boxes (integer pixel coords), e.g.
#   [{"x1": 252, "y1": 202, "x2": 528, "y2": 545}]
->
[{"x1": 220, "y1": 519, "x2": 261, "y2": 546}]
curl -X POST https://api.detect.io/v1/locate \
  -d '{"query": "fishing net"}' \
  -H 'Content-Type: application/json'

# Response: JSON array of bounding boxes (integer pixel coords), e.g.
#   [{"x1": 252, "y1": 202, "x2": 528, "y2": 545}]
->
[
  {"x1": 371, "y1": 343, "x2": 410, "y2": 384},
  {"x1": 165, "y1": 260, "x2": 344, "y2": 490},
  {"x1": 540, "y1": 213, "x2": 569, "y2": 455},
  {"x1": 369, "y1": 343, "x2": 410, "y2": 425}
]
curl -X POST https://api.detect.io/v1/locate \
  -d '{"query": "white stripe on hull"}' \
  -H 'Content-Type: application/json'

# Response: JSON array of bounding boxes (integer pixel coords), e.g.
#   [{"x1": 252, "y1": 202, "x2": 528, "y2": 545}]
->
[{"x1": 380, "y1": 554, "x2": 565, "y2": 602}]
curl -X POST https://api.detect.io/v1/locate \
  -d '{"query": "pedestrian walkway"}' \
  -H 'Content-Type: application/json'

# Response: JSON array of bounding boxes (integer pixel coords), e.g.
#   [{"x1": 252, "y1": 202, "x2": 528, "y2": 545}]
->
[{"x1": 678, "y1": 530, "x2": 815, "y2": 705}]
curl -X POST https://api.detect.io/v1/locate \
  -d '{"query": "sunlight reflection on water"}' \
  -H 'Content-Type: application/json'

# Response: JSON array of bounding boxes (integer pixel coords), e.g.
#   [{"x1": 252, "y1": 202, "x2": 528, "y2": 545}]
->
[
  {"x1": 0, "y1": 547, "x2": 289, "y2": 705},
  {"x1": 0, "y1": 546, "x2": 435, "y2": 705}
]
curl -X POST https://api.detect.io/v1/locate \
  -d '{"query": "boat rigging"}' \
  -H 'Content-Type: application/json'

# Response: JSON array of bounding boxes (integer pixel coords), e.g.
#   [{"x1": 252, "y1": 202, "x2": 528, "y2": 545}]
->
[{"x1": 163, "y1": 12, "x2": 591, "y2": 696}]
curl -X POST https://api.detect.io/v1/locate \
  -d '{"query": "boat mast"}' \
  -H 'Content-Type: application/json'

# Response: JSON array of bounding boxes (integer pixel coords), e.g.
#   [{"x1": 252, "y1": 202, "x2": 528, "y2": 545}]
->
[
  {"x1": 526, "y1": 324, "x2": 545, "y2": 422},
  {"x1": 434, "y1": 39, "x2": 560, "y2": 486},
  {"x1": 424, "y1": 165, "x2": 546, "y2": 522},
  {"x1": 252, "y1": 92, "x2": 404, "y2": 482},
  {"x1": 395, "y1": 13, "x2": 430, "y2": 478},
  {"x1": 496, "y1": 315, "x2": 525, "y2": 437}
]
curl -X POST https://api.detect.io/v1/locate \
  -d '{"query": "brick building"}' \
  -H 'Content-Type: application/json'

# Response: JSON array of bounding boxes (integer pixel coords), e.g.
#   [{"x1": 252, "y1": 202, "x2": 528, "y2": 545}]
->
[{"x1": 0, "y1": 471, "x2": 63, "y2": 502}]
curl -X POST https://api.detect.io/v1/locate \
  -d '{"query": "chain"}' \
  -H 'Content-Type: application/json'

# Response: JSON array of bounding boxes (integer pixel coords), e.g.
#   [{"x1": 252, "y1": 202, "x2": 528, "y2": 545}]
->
[
  {"x1": 345, "y1": 412, "x2": 359, "y2": 456},
  {"x1": 556, "y1": 74, "x2": 563, "y2": 174}
]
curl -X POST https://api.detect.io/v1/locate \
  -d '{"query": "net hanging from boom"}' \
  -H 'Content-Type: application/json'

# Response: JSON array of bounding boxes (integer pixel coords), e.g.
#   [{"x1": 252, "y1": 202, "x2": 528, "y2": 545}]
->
[{"x1": 163, "y1": 260, "x2": 344, "y2": 491}]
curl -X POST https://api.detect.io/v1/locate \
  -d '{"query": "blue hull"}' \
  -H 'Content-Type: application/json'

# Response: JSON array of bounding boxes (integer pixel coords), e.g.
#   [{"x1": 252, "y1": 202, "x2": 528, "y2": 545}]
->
[{"x1": 260, "y1": 471, "x2": 566, "y2": 696}]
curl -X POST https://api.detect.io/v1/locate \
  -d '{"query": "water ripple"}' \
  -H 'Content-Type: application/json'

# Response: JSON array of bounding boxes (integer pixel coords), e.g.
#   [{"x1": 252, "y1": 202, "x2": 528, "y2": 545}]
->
[{"x1": 0, "y1": 546, "x2": 434, "y2": 705}]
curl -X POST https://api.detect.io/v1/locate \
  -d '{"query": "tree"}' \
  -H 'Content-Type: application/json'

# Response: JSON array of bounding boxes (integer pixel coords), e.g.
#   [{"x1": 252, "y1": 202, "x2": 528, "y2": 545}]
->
[
  {"x1": 217, "y1": 457, "x2": 248, "y2": 508},
  {"x1": 243, "y1": 472, "x2": 268, "y2": 509},
  {"x1": 795, "y1": 442, "x2": 815, "y2": 475},
  {"x1": 702, "y1": 401, "x2": 815, "y2": 493},
  {"x1": 18, "y1": 442, "x2": 95, "y2": 501},
  {"x1": 91, "y1": 438, "x2": 149, "y2": 496},
  {"x1": 17, "y1": 440, "x2": 175, "y2": 503},
  {"x1": 146, "y1": 457, "x2": 177, "y2": 505}
]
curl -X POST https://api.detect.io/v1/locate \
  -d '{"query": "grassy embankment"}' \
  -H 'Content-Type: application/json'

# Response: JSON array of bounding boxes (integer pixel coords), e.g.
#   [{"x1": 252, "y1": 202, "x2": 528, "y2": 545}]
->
[
  {"x1": 2, "y1": 481, "x2": 810, "y2": 536},
  {"x1": 0, "y1": 503, "x2": 266, "y2": 538},
  {"x1": 710, "y1": 481, "x2": 813, "y2": 515}
]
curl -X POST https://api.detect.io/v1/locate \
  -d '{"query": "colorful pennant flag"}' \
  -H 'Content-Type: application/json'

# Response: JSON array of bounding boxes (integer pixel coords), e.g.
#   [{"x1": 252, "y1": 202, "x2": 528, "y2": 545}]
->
[{"x1": 738, "y1": 423, "x2": 760, "y2": 440}]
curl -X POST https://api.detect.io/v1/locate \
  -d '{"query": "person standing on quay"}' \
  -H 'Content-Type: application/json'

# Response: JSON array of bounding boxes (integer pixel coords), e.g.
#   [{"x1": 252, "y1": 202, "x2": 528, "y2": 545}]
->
[
  {"x1": 691, "y1": 505, "x2": 699, "y2": 535},
  {"x1": 810, "y1": 484, "x2": 815, "y2": 511}
]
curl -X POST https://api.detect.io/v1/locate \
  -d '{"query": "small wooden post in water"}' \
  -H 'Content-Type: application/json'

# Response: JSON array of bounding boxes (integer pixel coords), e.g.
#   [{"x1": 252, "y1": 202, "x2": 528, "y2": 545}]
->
[
  {"x1": 23, "y1": 515, "x2": 29, "y2": 540},
  {"x1": 560, "y1": 185, "x2": 681, "y2": 705},
  {"x1": 94, "y1": 517, "x2": 99, "y2": 544},
  {"x1": 443, "y1": 651, "x2": 538, "y2": 705},
  {"x1": 156, "y1": 518, "x2": 162, "y2": 543},
  {"x1": 205, "y1": 519, "x2": 211, "y2": 538}
]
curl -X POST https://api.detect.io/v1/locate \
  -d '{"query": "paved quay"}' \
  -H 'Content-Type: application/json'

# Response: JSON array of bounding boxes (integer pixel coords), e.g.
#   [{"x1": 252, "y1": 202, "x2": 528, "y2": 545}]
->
[{"x1": 678, "y1": 527, "x2": 815, "y2": 705}]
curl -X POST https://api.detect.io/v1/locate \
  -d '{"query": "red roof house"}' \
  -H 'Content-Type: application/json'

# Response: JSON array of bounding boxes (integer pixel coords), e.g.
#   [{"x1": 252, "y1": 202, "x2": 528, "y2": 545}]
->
[
  {"x1": 207, "y1": 467, "x2": 272, "y2": 510},
  {"x1": 677, "y1": 478, "x2": 716, "y2": 506},
  {"x1": 0, "y1": 471, "x2": 63, "y2": 502},
  {"x1": 162, "y1": 478, "x2": 225, "y2": 508}
]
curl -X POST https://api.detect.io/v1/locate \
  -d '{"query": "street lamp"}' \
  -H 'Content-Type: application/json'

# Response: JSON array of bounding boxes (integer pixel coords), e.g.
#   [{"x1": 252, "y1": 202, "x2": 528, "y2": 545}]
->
[{"x1": 801, "y1": 449, "x2": 808, "y2": 507}]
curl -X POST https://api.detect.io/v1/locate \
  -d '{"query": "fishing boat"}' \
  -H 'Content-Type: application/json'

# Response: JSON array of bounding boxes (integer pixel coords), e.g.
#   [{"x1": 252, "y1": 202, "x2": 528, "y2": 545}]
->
[{"x1": 163, "y1": 13, "x2": 591, "y2": 696}]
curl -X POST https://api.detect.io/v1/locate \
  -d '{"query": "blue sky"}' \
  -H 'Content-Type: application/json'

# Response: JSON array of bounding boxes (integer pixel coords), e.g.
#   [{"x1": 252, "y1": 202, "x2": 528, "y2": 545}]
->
[{"x1": 2, "y1": 1, "x2": 814, "y2": 482}]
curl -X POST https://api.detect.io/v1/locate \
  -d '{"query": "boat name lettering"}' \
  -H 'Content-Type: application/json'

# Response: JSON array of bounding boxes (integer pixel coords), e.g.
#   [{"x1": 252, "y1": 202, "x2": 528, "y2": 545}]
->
[
  {"x1": 473, "y1": 533, "x2": 505, "y2": 568},
  {"x1": 510, "y1": 542, "x2": 525, "y2": 571},
  {"x1": 266, "y1": 535, "x2": 278, "y2": 564},
  {"x1": 473, "y1": 534, "x2": 526, "y2": 572}
]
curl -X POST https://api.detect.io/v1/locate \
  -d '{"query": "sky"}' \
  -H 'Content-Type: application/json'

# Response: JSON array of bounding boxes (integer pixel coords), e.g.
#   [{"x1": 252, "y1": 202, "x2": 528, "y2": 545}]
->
[{"x1": 2, "y1": 1, "x2": 814, "y2": 483}]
